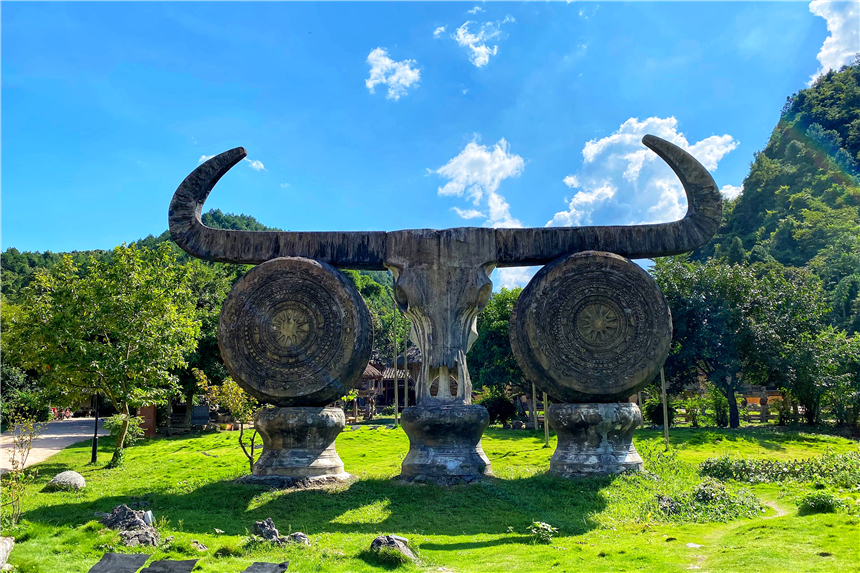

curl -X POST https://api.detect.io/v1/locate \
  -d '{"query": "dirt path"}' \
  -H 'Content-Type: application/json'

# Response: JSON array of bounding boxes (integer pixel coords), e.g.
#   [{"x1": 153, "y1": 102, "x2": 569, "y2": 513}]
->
[{"x1": 0, "y1": 417, "x2": 108, "y2": 473}]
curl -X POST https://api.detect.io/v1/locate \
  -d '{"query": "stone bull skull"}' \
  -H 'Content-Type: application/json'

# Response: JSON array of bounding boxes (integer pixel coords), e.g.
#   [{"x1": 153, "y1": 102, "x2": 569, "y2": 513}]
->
[{"x1": 169, "y1": 135, "x2": 720, "y2": 407}]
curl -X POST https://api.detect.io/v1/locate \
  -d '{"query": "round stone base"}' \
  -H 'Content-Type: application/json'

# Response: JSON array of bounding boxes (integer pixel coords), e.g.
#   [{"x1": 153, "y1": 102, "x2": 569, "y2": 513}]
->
[
  {"x1": 547, "y1": 402, "x2": 643, "y2": 477},
  {"x1": 251, "y1": 406, "x2": 350, "y2": 480},
  {"x1": 400, "y1": 405, "x2": 493, "y2": 484}
]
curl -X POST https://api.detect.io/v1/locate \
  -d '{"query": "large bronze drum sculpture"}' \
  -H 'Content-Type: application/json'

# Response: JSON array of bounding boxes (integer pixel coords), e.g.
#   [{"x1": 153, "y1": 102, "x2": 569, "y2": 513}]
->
[{"x1": 169, "y1": 134, "x2": 720, "y2": 484}]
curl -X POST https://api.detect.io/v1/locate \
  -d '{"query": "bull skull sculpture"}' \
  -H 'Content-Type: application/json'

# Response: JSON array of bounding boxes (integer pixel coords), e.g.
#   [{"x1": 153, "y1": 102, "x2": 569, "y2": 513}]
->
[{"x1": 169, "y1": 135, "x2": 720, "y2": 407}]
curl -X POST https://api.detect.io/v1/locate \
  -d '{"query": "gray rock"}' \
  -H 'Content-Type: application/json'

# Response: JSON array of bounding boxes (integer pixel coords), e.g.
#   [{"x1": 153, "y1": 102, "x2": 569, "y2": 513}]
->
[
  {"x1": 46, "y1": 470, "x2": 86, "y2": 491},
  {"x1": 253, "y1": 518, "x2": 287, "y2": 546},
  {"x1": 101, "y1": 504, "x2": 159, "y2": 547},
  {"x1": 86, "y1": 553, "x2": 150, "y2": 573},
  {"x1": 288, "y1": 532, "x2": 310, "y2": 546},
  {"x1": 241, "y1": 563, "x2": 290, "y2": 573},
  {"x1": 370, "y1": 535, "x2": 415, "y2": 561},
  {"x1": 0, "y1": 537, "x2": 13, "y2": 568},
  {"x1": 512, "y1": 421, "x2": 524, "y2": 430}
]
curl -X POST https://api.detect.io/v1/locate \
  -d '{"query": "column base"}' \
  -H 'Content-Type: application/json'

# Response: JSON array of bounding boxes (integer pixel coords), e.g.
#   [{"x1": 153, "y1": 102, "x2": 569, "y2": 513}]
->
[
  {"x1": 547, "y1": 403, "x2": 643, "y2": 477},
  {"x1": 247, "y1": 406, "x2": 351, "y2": 483},
  {"x1": 399, "y1": 405, "x2": 492, "y2": 485}
]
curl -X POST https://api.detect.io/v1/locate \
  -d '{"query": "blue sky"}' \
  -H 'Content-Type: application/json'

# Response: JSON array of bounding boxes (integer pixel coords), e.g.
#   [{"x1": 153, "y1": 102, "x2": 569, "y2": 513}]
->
[{"x1": 2, "y1": 1, "x2": 858, "y2": 287}]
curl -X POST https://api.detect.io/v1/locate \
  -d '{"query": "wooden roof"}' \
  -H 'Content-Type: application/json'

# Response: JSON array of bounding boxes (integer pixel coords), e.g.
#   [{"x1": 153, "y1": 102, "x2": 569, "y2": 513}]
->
[{"x1": 362, "y1": 363, "x2": 384, "y2": 380}]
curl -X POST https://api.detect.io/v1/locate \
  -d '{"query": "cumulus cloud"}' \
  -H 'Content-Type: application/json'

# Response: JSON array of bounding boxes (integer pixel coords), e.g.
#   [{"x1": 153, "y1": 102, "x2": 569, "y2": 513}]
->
[
  {"x1": 433, "y1": 26, "x2": 446, "y2": 38},
  {"x1": 365, "y1": 47, "x2": 420, "y2": 100},
  {"x1": 198, "y1": 154, "x2": 215, "y2": 163},
  {"x1": 808, "y1": 1, "x2": 860, "y2": 84},
  {"x1": 721, "y1": 184, "x2": 743, "y2": 200},
  {"x1": 436, "y1": 137, "x2": 524, "y2": 228},
  {"x1": 495, "y1": 266, "x2": 540, "y2": 290},
  {"x1": 281, "y1": 182, "x2": 291, "y2": 188},
  {"x1": 244, "y1": 158, "x2": 266, "y2": 171},
  {"x1": 452, "y1": 15, "x2": 514, "y2": 67},
  {"x1": 549, "y1": 116, "x2": 738, "y2": 227},
  {"x1": 468, "y1": 6, "x2": 484, "y2": 14}
]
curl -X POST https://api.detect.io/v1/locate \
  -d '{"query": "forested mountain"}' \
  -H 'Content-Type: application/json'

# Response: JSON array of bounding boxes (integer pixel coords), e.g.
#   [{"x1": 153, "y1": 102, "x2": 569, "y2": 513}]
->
[{"x1": 697, "y1": 59, "x2": 860, "y2": 333}]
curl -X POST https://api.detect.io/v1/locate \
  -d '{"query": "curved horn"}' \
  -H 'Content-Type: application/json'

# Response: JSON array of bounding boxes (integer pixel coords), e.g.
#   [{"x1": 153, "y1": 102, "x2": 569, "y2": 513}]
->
[
  {"x1": 494, "y1": 134, "x2": 722, "y2": 266},
  {"x1": 168, "y1": 148, "x2": 387, "y2": 269}
]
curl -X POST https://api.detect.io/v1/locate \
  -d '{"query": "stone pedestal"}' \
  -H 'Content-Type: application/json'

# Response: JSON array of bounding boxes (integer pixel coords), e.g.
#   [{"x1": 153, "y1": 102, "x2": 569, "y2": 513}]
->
[
  {"x1": 547, "y1": 402, "x2": 643, "y2": 478},
  {"x1": 400, "y1": 405, "x2": 492, "y2": 484},
  {"x1": 240, "y1": 406, "x2": 350, "y2": 487}
]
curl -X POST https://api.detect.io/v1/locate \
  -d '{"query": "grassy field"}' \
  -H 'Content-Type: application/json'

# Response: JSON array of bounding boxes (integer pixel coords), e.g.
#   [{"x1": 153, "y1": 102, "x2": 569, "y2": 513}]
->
[{"x1": 4, "y1": 422, "x2": 859, "y2": 573}]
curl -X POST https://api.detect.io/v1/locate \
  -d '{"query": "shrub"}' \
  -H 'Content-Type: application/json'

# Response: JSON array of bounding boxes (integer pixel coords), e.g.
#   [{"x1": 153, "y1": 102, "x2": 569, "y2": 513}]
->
[
  {"x1": 706, "y1": 385, "x2": 729, "y2": 427},
  {"x1": 480, "y1": 394, "x2": 517, "y2": 425},
  {"x1": 103, "y1": 414, "x2": 145, "y2": 448},
  {"x1": 655, "y1": 477, "x2": 763, "y2": 522},
  {"x1": 643, "y1": 397, "x2": 676, "y2": 427},
  {"x1": 699, "y1": 451, "x2": 860, "y2": 486},
  {"x1": 528, "y1": 521, "x2": 558, "y2": 544},
  {"x1": 380, "y1": 405, "x2": 395, "y2": 416},
  {"x1": 798, "y1": 491, "x2": 847, "y2": 515}
]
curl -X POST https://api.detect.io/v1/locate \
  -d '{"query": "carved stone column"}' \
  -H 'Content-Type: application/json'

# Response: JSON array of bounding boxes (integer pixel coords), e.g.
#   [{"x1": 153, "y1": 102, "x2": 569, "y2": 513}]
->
[{"x1": 385, "y1": 229, "x2": 496, "y2": 483}]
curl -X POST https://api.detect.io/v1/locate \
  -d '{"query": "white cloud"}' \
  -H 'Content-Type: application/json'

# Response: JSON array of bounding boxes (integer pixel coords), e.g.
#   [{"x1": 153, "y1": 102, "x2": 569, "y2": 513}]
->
[
  {"x1": 433, "y1": 26, "x2": 446, "y2": 38},
  {"x1": 494, "y1": 266, "x2": 540, "y2": 289},
  {"x1": 452, "y1": 16, "x2": 514, "y2": 67},
  {"x1": 280, "y1": 183, "x2": 291, "y2": 188},
  {"x1": 549, "y1": 116, "x2": 738, "y2": 227},
  {"x1": 721, "y1": 184, "x2": 743, "y2": 200},
  {"x1": 468, "y1": 6, "x2": 484, "y2": 14},
  {"x1": 198, "y1": 154, "x2": 215, "y2": 163},
  {"x1": 452, "y1": 207, "x2": 485, "y2": 219},
  {"x1": 808, "y1": 1, "x2": 860, "y2": 84},
  {"x1": 244, "y1": 158, "x2": 266, "y2": 171},
  {"x1": 365, "y1": 47, "x2": 420, "y2": 100},
  {"x1": 436, "y1": 137, "x2": 524, "y2": 228}
]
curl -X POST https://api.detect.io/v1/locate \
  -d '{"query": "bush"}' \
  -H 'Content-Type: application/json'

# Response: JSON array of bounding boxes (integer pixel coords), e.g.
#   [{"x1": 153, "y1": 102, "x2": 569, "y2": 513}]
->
[
  {"x1": 380, "y1": 405, "x2": 395, "y2": 416},
  {"x1": 706, "y1": 385, "x2": 729, "y2": 427},
  {"x1": 643, "y1": 396, "x2": 676, "y2": 427},
  {"x1": 103, "y1": 414, "x2": 145, "y2": 448},
  {"x1": 797, "y1": 491, "x2": 846, "y2": 515},
  {"x1": 699, "y1": 451, "x2": 860, "y2": 486},
  {"x1": 528, "y1": 521, "x2": 558, "y2": 544},
  {"x1": 480, "y1": 394, "x2": 517, "y2": 425},
  {"x1": 656, "y1": 477, "x2": 763, "y2": 522}
]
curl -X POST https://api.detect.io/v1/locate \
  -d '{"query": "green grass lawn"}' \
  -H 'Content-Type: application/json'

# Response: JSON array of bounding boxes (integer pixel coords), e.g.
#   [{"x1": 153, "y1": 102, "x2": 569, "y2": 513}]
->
[{"x1": 5, "y1": 423, "x2": 859, "y2": 573}]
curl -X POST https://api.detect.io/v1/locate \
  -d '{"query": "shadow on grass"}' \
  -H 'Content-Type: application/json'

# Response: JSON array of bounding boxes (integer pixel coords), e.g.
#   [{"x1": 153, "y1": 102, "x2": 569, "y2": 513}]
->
[{"x1": 22, "y1": 470, "x2": 611, "y2": 541}]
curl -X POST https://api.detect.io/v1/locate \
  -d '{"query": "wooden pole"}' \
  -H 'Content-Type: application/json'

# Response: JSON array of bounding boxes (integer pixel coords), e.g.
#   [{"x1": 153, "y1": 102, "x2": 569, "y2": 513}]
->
[
  {"x1": 660, "y1": 367, "x2": 670, "y2": 450},
  {"x1": 531, "y1": 382, "x2": 538, "y2": 430},
  {"x1": 392, "y1": 290, "x2": 399, "y2": 428},
  {"x1": 543, "y1": 391, "x2": 550, "y2": 447},
  {"x1": 637, "y1": 392, "x2": 643, "y2": 429},
  {"x1": 403, "y1": 333, "x2": 408, "y2": 410}
]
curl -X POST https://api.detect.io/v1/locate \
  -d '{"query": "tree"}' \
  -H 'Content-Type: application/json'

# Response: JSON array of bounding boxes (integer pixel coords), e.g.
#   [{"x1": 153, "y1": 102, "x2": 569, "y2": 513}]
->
[
  {"x1": 468, "y1": 288, "x2": 528, "y2": 396},
  {"x1": 7, "y1": 244, "x2": 200, "y2": 466},
  {"x1": 195, "y1": 370, "x2": 260, "y2": 473}
]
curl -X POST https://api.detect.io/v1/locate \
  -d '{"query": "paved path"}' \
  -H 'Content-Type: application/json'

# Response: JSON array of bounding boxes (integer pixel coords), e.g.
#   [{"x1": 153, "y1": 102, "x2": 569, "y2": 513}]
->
[{"x1": 0, "y1": 417, "x2": 108, "y2": 473}]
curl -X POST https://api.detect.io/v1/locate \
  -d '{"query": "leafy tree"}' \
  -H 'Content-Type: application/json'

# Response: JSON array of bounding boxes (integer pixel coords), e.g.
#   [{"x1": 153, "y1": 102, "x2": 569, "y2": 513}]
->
[
  {"x1": 6, "y1": 244, "x2": 200, "y2": 466},
  {"x1": 195, "y1": 369, "x2": 260, "y2": 473},
  {"x1": 468, "y1": 287, "x2": 528, "y2": 396}
]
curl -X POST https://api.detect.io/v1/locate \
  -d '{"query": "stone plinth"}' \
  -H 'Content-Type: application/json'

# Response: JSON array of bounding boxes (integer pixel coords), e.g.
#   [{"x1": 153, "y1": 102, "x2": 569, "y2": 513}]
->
[
  {"x1": 547, "y1": 402, "x2": 643, "y2": 477},
  {"x1": 400, "y1": 405, "x2": 492, "y2": 484},
  {"x1": 247, "y1": 407, "x2": 350, "y2": 484}
]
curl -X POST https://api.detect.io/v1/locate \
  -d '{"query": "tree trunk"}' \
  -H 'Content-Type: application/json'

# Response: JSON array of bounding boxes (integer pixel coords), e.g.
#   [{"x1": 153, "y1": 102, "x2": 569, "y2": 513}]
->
[
  {"x1": 238, "y1": 422, "x2": 255, "y2": 474},
  {"x1": 728, "y1": 388, "x2": 740, "y2": 428},
  {"x1": 110, "y1": 403, "x2": 130, "y2": 466},
  {"x1": 183, "y1": 388, "x2": 195, "y2": 429}
]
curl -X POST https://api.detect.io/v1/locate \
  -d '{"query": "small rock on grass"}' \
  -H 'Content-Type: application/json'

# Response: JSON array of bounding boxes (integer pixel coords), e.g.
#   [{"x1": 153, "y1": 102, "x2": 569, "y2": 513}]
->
[
  {"x1": 288, "y1": 532, "x2": 310, "y2": 546},
  {"x1": 0, "y1": 537, "x2": 14, "y2": 568},
  {"x1": 46, "y1": 470, "x2": 86, "y2": 491},
  {"x1": 370, "y1": 535, "x2": 415, "y2": 561},
  {"x1": 101, "y1": 504, "x2": 160, "y2": 547}
]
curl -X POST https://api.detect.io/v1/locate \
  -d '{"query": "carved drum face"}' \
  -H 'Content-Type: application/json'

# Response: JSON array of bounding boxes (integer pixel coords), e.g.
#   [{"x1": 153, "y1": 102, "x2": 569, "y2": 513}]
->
[
  {"x1": 510, "y1": 251, "x2": 672, "y2": 403},
  {"x1": 218, "y1": 257, "x2": 372, "y2": 407}
]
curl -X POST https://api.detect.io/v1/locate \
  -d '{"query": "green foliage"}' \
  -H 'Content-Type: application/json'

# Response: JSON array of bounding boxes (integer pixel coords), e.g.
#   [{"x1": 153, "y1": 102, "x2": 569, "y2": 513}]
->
[
  {"x1": 103, "y1": 414, "x2": 145, "y2": 448},
  {"x1": 528, "y1": 521, "x2": 558, "y2": 544},
  {"x1": 195, "y1": 369, "x2": 260, "y2": 473},
  {"x1": 479, "y1": 391, "x2": 517, "y2": 425},
  {"x1": 797, "y1": 491, "x2": 847, "y2": 515},
  {"x1": 642, "y1": 395, "x2": 676, "y2": 427},
  {"x1": 468, "y1": 287, "x2": 527, "y2": 395},
  {"x1": 699, "y1": 451, "x2": 860, "y2": 487},
  {"x1": 655, "y1": 477, "x2": 764, "y2": 523}
]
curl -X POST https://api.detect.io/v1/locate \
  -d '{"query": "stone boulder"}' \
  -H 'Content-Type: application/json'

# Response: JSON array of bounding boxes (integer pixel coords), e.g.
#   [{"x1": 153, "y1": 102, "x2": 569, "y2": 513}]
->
[
  {"x1": 288, "y1": 532, "x2": 310, "y2": 546},
  {"x1": 369, "y1": 535, "x2": 415, "y2": 561},
  {"x1": 101, "y1": 504, "x2": 159, "y2": 547},
  {"x1": 45, "y1": 470, "x2": 86, "y2": 491},
  {"x1": 253, "y1": 518, "x2": 287, "y2": 546},
  {"x1": 0, "y1": 537, "x2": 13, "y2": 568}
]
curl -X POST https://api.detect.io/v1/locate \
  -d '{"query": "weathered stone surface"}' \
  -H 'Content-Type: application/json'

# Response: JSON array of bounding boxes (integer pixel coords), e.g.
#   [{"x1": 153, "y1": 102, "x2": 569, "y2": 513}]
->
[
  {"x1": 288, "y1": 532, "x2": 311, "y2": 546},
  {"x1": 46, "y1": 470, "x2": 86, "y2": 491},
  {"x1": 251, "y1": 407, "x2": 350, "y2": 480},
  {"x1": 0, "y1": 538, "x2": 13, "y2": 568},
  {"x1": 86, "y1": 553, "x2": 150, "y2": 573},
  {"x1": 547, "y1": 403, "x2": 644, "y2": 477},
  {"x1": 139, "y1": 560, "x2": 197, "y2": 573},
  {"x1": 511, "y1": 251, "x2": 672, "y2": 403},
  {"x1": 370, "y1": 535, "x2": 415, "y2": 561},
  {"x1": 400, "y1": 405, "x2": 492, "y2": 484},
  {"x1": 101, "y1": 504, "x2": 159, "y2": 547},
  {"x1": 219, "y1": 257, "x2": 372, "y2": 407},
  {"x1": 253, "y1": 518, "x2": 286, "y2": 545},
  {"x1": 241, "y1": 563, "x2": 290, "y2": 573}
]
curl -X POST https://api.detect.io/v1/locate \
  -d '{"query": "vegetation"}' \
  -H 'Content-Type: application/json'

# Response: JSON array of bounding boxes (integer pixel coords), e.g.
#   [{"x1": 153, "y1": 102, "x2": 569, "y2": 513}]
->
[
  {"x1": 0, "y1": 412, "x2": 45, "y2": 526},
  {"x1": 3, "y1": 426, "x2": 858, "y2": 572}
]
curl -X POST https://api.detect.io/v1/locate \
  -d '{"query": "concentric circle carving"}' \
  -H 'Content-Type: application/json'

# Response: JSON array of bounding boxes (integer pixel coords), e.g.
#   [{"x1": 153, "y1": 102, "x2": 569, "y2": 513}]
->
[
  {"x1": 218, "y1": 257, "x2": 372, "y2": 407},
  {"x1": 510, "y1": 251, "x2": 672, "y2": 403}
]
